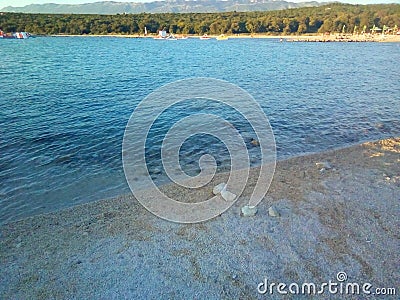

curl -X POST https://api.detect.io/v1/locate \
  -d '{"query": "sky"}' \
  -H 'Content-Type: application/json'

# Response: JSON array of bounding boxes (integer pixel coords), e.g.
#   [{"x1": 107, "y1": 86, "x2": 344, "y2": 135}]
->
[{"x1": 0, "y1": 0, "x2": 398, "y2": 8}]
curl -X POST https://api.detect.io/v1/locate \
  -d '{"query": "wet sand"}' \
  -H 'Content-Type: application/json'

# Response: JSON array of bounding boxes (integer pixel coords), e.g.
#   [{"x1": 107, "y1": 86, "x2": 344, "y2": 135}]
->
[{"x1": 1, "y1": 138, "x2": 399, "y2": 298}]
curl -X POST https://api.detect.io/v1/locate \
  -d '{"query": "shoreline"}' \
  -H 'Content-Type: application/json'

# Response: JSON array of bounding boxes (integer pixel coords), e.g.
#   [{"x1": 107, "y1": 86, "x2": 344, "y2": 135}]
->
[
  {"x1": 1, "y1": 137, "x2": 399, "y2": 298},
  {"x1": 0, "y1": 136, "x2": 395, "y2": 227},
  {"x1": 48, "y1": 33, "x2": 400, "y2": 43}
]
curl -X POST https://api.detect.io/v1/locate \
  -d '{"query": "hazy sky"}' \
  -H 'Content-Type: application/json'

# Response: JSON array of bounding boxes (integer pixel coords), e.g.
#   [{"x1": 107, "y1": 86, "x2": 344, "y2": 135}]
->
[{"x1": 1, "y1": 0, "x2": 398, "y2": 8}]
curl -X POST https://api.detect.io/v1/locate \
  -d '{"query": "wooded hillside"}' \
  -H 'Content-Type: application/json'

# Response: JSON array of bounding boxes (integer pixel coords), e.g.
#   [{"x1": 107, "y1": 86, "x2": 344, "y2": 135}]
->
[{"x1": 0, "y1": 4, "x2": 399, "y2": 35}]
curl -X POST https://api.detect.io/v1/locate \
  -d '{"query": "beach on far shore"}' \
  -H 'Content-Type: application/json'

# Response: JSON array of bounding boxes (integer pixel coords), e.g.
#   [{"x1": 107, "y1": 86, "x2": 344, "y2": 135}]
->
[
  {"x1": 50, "y1": 33, "x2": 400, "y2": 43},
  {"x1": 1, "y1": 137, "x2": 399, "y2": 298}
]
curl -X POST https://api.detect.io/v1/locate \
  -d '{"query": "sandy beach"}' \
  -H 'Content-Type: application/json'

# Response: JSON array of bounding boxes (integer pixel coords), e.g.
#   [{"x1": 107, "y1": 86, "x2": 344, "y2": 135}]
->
[
  {"x1": 51, "y1": 33, "x2": 400, "y2": 43},
  {"x1": 1, "y1": 138, "x2": 399, "y2": 298},
  {"x1": 234, "y1": 34, "x2": 400, "y2": 43}
]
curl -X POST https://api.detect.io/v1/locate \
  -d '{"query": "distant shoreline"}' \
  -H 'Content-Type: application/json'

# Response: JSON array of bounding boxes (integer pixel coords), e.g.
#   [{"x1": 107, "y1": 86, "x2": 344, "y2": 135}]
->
[{"x1": 48, "y1": 33, "x2": 400, "y2": 43}]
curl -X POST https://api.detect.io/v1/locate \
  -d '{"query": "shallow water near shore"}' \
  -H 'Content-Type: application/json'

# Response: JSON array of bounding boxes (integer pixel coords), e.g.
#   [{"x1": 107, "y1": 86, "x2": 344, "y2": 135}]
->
[{"x1": 0, "y1": 37, "x2": 399, "y2": 224}]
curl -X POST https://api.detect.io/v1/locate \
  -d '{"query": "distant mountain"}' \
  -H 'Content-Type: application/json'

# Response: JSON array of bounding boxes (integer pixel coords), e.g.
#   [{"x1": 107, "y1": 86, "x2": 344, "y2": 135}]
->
[{"x1": 1, "y1": 0, "x2": 322, "y2": 14}]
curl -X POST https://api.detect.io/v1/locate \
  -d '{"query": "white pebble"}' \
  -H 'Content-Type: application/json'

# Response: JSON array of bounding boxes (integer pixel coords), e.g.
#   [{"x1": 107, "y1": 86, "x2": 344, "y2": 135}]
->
[
  {"x1": 268, "y1": 206, "x2": 280, "y2": 217},
  {"x1": 316, "y1": 161, "x2": 332, "y2": 170},
  {"x1": 221, "y1": 189, "x2": 236, "y2": 202},
  {"x1": 241, "y1": 205, "x2": 257, "y2": 217},
  {"x1": 213, "y1": 183, "x2": 226, "y2": 195}
]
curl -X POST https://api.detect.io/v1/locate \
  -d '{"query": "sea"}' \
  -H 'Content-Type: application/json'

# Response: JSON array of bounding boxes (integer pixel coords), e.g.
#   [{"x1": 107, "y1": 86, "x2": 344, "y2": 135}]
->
[{"x1": 1, "y1": 36, "x2": 399, "y2": 224}]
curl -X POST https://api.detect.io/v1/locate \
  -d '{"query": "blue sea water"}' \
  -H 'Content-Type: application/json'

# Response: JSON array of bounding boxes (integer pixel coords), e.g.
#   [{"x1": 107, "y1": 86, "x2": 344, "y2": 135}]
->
[{"x1": 0, "y1": 37, "x2": 399, "y2": 224}]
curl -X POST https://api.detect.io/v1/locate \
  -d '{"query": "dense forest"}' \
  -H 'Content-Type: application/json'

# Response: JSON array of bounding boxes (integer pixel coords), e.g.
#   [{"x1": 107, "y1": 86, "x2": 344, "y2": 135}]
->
[{"x1": 0, "y1": 4, "x2": 399, "y2": 35}]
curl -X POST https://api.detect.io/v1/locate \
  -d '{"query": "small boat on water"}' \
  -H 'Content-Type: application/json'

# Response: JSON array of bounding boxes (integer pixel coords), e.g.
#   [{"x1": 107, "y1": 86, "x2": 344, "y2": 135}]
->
[
  {"x1": 14, "y1": 32, "x2": 31, "y2": 39},
  {"x1": 216, "y1": 34, "x2": 228, "y2": 40},
  {"x1": 166, "y1": 34, "x2": 177, "y2": 40},
  {"x1": 154, "y1": 34, "x2": 177, "y2": 40},
  {"x1": 154, "y1": 30, "x2": 167, "y2": 40},
  {"x1": 0, "y1": 30, "x2": 31, "y2": 39},
  {"x1": 200, "y1": 34, "x2": 210, "y2": 40},
  {"x1": 153, "y1": 30, "x2": 179, "y2": 40}
]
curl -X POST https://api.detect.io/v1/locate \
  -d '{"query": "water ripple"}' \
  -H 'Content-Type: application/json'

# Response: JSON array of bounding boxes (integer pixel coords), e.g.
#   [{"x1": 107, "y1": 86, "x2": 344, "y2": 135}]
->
[{"x1": 0, "y1": 37, "x2": 399, "y2": 224}]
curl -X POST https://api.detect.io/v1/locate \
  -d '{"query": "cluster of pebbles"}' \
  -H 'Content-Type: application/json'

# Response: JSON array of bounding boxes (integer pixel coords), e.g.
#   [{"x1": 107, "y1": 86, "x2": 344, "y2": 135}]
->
[{"x1": 212, "y1": 182, "x2": 280, "y2": 218}]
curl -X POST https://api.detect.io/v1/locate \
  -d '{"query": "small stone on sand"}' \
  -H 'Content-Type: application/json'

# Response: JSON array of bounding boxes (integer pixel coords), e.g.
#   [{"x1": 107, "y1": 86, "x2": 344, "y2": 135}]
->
[
  {"x1": 241, "y1": 205, "x2": 257, "y2": 217},
  {"x1": 268, "y1": 206, "x2": 280, "y2": 217},
  {"x1": 316, "y1": 161, "x2": 332, "y2": 170},
  {"x1": 213, "y1": 183, "x2": 226, "y2": 195},
  {"x1": 221, "y1": 189, "x2": 236, "y2": 202}
]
